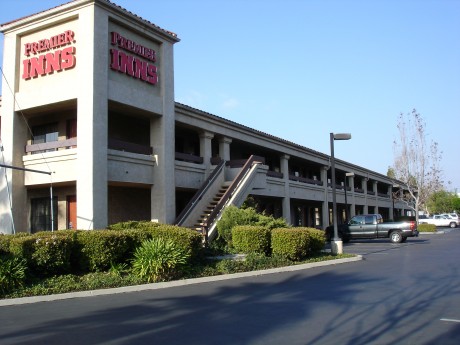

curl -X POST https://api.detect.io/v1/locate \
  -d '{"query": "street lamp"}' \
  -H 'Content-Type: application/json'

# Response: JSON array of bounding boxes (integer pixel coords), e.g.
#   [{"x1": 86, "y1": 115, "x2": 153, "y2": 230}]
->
[
  {"x1": 344, "y1": 172, "x2": 355, "y2": 222},
  {"x1": 330, "y1": 132, "x2": 351, "y2": 254}
]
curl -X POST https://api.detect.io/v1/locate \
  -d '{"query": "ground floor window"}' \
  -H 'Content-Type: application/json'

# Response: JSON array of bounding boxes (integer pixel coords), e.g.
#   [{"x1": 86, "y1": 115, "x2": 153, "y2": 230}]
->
[{"x1": 31, "y1": 197, "x2": 58, "y2": 233}]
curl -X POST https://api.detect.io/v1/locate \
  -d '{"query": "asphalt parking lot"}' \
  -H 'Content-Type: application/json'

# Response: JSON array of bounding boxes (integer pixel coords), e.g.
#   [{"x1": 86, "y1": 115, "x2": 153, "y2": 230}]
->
[{"x1": 336, "y1": 227, "x2": 456, "y2": 256}]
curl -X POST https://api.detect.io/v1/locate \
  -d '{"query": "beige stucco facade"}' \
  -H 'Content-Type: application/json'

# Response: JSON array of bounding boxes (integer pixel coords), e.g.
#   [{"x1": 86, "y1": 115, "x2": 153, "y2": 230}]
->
[{"x1": 0, "y1": 0, "x2": 407, "y2": 234}]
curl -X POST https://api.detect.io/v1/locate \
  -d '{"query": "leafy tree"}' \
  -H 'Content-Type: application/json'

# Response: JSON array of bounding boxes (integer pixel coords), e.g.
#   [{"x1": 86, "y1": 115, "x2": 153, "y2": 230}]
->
[
  {"x1": 452, "y1": 196, "x2": 460, "y2": 213},
  {"x1": 386, "y1": 167, "x2": 395, "y2": 179},
  {"x1": 390, "y1": 109, "x2": 443, "y2": 222},
  {"x1": 427, "y1": 190, "x2": 455, "y2": 214}
]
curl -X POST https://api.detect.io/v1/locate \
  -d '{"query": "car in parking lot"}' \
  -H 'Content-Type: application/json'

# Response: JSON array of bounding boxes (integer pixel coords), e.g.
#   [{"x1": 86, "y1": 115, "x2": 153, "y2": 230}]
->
[
  {"x1": 419, "y1": 214, "x2": 458, "y2": 228},
  {"x1": 441, "y1": 213, "x2": 459, "y2": 222},
  {"x1": 325, "y1": 214, "x2": 419, "y2": 243}
]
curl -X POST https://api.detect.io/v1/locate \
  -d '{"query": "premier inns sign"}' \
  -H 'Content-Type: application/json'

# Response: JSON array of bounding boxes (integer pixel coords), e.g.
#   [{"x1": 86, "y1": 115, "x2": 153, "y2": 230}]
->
[
  {"x1": 109, "y1": 31, "x2": 158, "y2": 85},
  {"x1": 22, "y1": 30, "x2": 76, "y2": 79}
]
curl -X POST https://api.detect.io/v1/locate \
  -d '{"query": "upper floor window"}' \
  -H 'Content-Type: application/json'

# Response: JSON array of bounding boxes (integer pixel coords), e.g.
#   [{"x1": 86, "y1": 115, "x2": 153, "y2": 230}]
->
[{"x1": 32, "y1": 123, "x2": 58, "y2": 146}]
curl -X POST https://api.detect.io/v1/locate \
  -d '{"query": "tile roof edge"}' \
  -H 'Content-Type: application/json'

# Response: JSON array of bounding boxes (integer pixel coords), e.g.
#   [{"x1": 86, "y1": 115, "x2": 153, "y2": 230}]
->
[{"x1": 0, "y1": 0, "x2": 179, "y2": 41}]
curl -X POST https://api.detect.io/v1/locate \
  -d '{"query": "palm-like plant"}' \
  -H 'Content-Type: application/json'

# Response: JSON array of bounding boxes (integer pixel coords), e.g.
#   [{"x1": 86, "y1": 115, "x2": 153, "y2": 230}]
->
[{"x1": 132, "y1": 238, "x2": 189, "y2": 282}]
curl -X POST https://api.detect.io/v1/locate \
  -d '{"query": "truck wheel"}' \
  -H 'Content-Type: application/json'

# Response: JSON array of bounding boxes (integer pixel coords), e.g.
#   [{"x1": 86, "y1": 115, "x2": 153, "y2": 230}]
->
[
  {"x1": 450, "y1": 222, "x2": 457, "y2": 228},
  {"x1": 390, "y1": 231, "x2": 403, "y2": 243}
]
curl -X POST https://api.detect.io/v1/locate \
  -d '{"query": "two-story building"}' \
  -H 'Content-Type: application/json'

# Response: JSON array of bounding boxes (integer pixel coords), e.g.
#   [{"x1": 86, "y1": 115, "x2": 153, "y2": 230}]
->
[{"x1": 0, "y1": 0, "x2": 407, "y2": 237}]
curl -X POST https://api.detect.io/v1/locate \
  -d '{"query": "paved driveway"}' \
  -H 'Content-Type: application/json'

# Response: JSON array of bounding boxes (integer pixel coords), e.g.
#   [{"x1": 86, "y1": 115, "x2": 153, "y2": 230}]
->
[{"x1": 1, "y1": 231, "x2": 459, "y2": 345}]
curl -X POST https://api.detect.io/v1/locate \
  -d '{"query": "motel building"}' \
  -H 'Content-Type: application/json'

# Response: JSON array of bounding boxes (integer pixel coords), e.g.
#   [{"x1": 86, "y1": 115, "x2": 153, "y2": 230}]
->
[{"x1": 0, "y1": 0, "x2": 408, "y2": 237}]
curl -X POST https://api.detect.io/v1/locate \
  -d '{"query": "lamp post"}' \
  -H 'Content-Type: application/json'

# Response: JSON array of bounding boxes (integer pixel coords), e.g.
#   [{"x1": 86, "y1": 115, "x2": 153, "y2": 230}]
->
[
  {"x1": 330, "y1": 132, "x2": 351, "y2": 254},
  {"x1": 344, "y1": 172, "x2": 354, "y2": 222}
]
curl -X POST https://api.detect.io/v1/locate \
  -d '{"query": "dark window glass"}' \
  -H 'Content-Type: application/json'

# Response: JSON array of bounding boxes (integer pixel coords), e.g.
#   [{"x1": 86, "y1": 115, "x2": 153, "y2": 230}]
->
[
  {"x1": 32, "y1": 123, "x2": 58, "y2": 153},
  {"x1": 31, "y1": 197, "x2": 58, "y2": 233}
]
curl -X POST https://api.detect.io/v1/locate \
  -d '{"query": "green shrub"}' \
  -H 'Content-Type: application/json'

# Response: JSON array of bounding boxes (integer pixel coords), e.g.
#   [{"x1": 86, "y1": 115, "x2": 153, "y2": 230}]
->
[
  {"x1": 0, "y1": 256, "x2": 27, "y2": 294},
  {"x1": 8, "y1": 235, "x2": 36, "y2": 265},
  {"x1": 271, "y1": 228, "x2": 310, "y2": 261},
  {"x1": 244, "y1": 252, "x2": 292, "y2": 270},
  {"x1": 31, "y1": 231, "x2": 76, "y2": 276},
  {"x1": 232, "y1": 225, "x2": 271, "y2": 255},
  {"x1": 216, "y1": 206, "x2": 287, "y2": 245},
  {"x1": 215, "y1": 258, "x2": 247, "y2": 274},
  {"x1": 109, "y1": 222, "x2": 202, "y2": 261},
  {"x1": 418, "y1": 223, "x2": 436, "y2": 232},
  {"x1": 216, "y1": 206, "x2": 259, "y2": 244},
  {"x1": 146, "y1": 225, "x2": 203, "y2": 260},
  {"x1": 0, "y1": 234, "x2": 11, "y2": 257},
  {"x1": 107, "y1": 220, "x2": 162, "y2": 231},
  {"x1": 304, "y1": 228, "x2": 326, "y2": 253},
  {"x1": 76, "y1": 230, "x2": 131, "y2": 272},
  {"x1": 256, "y1": 214, "x2": 288, "y2": 230},
  {"x1": 132, "y1": 237, "x2": 190, "y2": 282}
]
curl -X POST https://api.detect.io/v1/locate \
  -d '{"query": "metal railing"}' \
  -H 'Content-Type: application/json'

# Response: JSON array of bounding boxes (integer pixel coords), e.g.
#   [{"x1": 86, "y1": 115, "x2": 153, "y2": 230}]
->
[
  {"x1": 174, "y1": 159, "x2": 226, "y2": 226},
  {"x1": 25, "y1": 137, "x2": 77, "y2": 153},
  {"x1": 204, "y1": 155, "x2": 264, "y2": 239}
]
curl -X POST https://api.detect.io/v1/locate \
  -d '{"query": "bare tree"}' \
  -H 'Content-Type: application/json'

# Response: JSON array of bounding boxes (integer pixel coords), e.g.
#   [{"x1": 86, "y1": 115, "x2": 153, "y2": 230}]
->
[{"x1": 392, "y1": 109, "x2": 443, "y2": 222}]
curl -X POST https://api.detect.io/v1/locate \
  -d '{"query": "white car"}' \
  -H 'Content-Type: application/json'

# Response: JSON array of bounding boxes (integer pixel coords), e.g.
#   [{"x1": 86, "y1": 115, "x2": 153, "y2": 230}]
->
[
  {"x1": 419, "y1": 215, "x2": 458, "y2": 228},
  {"x1": 441, "y1": 213, "x2": 459, "y2": 225}
]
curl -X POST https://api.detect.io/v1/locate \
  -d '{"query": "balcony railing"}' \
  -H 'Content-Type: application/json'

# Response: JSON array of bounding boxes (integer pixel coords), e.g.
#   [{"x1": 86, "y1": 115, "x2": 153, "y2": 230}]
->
[
  {"x1": 289, "y1": 175, "x2": 324, "y2": 186},
  {"x1": 25, "y1": 138, "x2": 77, "y2": 154},
  {"x1": 175, "y1": 152, "x2": 204, "y2": 164},
  {"x1": 267, "y1": 170, "x2": 283, "y2": 178},
  {"x1": 108, "y1": 138, "x2": 152, "y2": 155}
]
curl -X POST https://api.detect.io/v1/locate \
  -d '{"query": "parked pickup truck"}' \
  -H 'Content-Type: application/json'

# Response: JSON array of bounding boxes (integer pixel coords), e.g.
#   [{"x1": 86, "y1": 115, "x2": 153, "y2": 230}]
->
[
  {"x1": 325, "y1": 214, "x2": 419, "y2": 243},
  {"x1": 418, "y1": 215, "x2": 458, "y2": 228}
]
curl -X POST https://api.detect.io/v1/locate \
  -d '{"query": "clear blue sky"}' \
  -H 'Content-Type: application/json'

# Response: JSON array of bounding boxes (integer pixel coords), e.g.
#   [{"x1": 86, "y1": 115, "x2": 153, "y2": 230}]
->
[{"x1": 1, "y1": 0, "x2": 459, "y2": 191}]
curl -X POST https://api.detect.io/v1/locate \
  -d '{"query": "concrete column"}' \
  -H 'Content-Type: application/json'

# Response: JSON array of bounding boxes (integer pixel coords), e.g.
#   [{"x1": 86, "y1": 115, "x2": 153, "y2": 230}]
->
[
  {"x1": 280, "y1": 154, "x2": 291, "y2": 224},
  {"x1": 374, "y1": 181, "x2": 379, "y2": 214},
  {"x1": 0, "y1": 30, "x2": 28, "y2": 233},
  {"x1": 199, "y1": 131, "x2": 214, "y2": 176},
  {"x1": 218, "y1": 137, "x2": 232, "y2": 161},
  {"x1": 76, "y1": 6, "x2": 108, "y2": 230},
  {"x1": 150, "y1": 39, "x2": 177, "y2": 224},
  {"x1": 389, "y1": 185, "x2": 394, "y2": 219},
  {"x1": 348, "y1": 175, "x2": 356, "y2": 218},
  {"x1": 321, "y1": 166, "x2": 330, "y2": 228},
  {"x1": 363, "y1": 179, "x2": 368, "y2": 214}
]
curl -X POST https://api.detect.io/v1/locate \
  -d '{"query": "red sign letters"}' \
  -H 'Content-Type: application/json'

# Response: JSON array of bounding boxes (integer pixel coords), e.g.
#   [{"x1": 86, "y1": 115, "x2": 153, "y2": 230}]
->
[
  {"x1": 109, "y1": 32, "x2": 158, "y2": 85},
  {"x1": 22, "y1": 30, "x2": 76, "y2": 80}
]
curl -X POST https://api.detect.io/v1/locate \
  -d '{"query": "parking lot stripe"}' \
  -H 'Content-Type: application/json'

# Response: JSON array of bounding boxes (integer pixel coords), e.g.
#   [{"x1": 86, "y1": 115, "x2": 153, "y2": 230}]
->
[{"x1": 440, "y1": 318, "x2": 460, "y2": 323}]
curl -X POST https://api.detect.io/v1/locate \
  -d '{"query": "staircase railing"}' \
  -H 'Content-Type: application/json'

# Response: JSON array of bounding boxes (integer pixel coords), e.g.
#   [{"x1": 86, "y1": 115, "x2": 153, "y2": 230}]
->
[
  {"x1": 204, "y1": 155, "x2": 264, "y2": 240},
  {"x1": 175, "y1": 159, "x2": 226, "y2": 226}
]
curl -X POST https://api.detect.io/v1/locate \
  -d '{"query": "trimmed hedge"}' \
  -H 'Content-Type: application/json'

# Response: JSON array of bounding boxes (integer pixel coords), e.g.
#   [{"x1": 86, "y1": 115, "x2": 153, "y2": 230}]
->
[
  {"x1": 271, "y1": 228, "x2": 310, "y2": 261},
  {"x1": 107, "y1": 220, "x2": 162, "y2": 231},
  {"x1": 271, "y1": 227, "x2": 326, "y2": 261},
  {"x1": 76, "y1": 224, "x2": 202, "y2": 272},
  {"x1": 232, "y1": 225, "x2": 271, "y2": 255},
  {"x1": 142, "y1": 225, "x2": 203, "y2": 260},
  {"x1": 76, "y1": 230, "x2": 132, "y2": 272},
  {"x1": 6, "y1": 231, "x2": 76, "y2": 276},
  {"x1": 418, "y1": 223, "x2": 436, "y2": 232},
  {"x1": 216, "y1": 205, "x2": 288, "y2": 245},
  {"x1": 305, "y1": 228, "x2": 327, "y2": 253},
  {"x1": 0, "y1": 223, "x2": 203, "y2": 276}
]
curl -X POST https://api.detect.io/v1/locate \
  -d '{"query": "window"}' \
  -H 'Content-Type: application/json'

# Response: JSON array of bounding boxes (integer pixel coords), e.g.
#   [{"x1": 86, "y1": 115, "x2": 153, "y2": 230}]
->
[
  {"x1": 32, "y1": 123, "x2": 58, "y2": 153},
  {"x1": 365, "y1": 216, "x2": 375, "y2": 225},
  {"x1": 31, "y1": 197, "x2": 58, "y2": 233},
  {"x1": 350, "y1": 216, "x2": 365, "y2": 225}
]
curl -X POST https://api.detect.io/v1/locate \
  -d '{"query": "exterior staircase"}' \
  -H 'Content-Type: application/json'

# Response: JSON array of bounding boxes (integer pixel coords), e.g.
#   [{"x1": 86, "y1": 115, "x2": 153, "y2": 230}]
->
[
  {"x1": 192, "y1": 182, "x2": 231, "y2": 237},
  {"x1": 175, "y1": 155, "x2": 267, "y2": 244}
]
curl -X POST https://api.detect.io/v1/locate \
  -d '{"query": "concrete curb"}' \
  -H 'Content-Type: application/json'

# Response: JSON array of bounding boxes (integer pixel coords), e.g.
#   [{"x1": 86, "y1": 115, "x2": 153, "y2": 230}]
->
[{"x1": 0, "y1": 255, "x2": 362, "y2": 307}]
